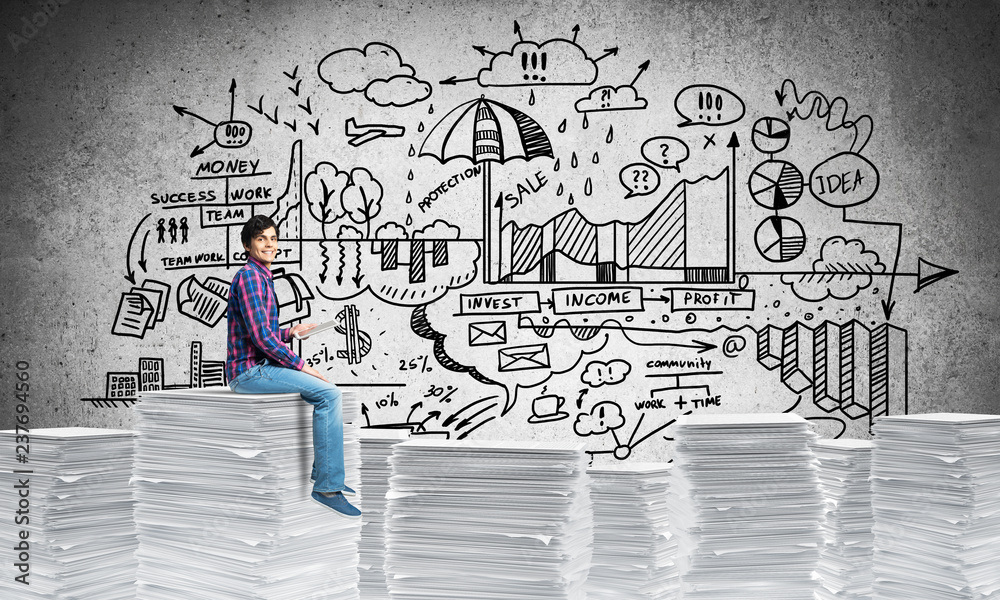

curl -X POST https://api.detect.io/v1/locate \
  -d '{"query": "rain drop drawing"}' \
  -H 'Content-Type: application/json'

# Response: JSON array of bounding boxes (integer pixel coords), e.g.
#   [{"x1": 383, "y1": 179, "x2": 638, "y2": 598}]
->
[
  {"x1": 556, "y1": 183, "x2": 564, "y2": 196},
  {"x1": 571, "y1": 152, "x2": 578, "y2": 168},
  {"x1": 606, "y1": 125, "x2": 613, "y2": 144},
  {"x1": 592, "y1": 152, "x2": 599, "y2": 164},
  {"x1": 558, "y1": 119, "x2": 567, "y2": 133},
  {"x1": 554, "y1": 158, "x2": 560, "y2": 172},
  {"x1": 528, "y1": 90, "x2": 535, "y2": 106},
  {"x1": 407, "y1": 170, "x2": 414, "y2": 181},
  {"x1": 582, "y1": 113, "x2": 589, "y2": 129},
  {"x1": 584, "y1": 177, "x2": 592, "y2": 196}
]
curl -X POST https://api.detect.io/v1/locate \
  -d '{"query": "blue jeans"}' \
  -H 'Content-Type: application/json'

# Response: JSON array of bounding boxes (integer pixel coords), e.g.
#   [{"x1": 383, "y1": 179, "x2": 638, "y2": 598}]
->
[{"x1": 228, "y1": 360, "x2": 346, "y2": 493}]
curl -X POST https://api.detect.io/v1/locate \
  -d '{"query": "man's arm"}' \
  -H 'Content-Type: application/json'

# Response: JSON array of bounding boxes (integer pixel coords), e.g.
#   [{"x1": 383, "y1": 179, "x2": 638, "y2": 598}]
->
[{"x1": 237, "y1": 271, "x2": 304, "y2": 370}]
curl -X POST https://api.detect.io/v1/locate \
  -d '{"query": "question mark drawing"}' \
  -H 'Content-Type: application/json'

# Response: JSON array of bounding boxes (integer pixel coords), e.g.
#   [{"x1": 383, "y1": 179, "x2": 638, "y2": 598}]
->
[
  {"x1": 641, "y1": 137, "x2": 690, "y2": 171},
  {"x1": 619, "y1": 163, "x2": 660, "y2": 198}
]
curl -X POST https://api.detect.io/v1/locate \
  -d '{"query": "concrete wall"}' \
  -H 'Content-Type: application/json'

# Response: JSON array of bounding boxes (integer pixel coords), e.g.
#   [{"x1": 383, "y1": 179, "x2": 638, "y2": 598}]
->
[{"x1": 0, "y1": 0, "x2": 997, "y2": 461}]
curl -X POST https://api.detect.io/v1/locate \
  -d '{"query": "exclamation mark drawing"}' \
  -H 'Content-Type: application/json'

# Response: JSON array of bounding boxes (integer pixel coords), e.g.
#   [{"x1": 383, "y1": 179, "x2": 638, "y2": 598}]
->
[{"x1": 521, "y1": 50, "x2": 549, "y2": 82}]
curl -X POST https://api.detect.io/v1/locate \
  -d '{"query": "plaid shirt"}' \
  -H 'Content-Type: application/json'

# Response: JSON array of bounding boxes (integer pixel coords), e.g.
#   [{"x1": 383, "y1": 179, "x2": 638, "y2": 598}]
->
[{"x1": 226, "y1": 256, "x2": 304, "y2": 382}]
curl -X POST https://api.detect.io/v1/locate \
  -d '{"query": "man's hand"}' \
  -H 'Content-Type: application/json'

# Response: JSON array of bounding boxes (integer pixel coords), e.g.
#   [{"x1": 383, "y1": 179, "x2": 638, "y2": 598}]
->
[
  {"x1": 289, "y1": 323, "x2": 317, "y2": 340},
  {"x1": 302, "y1": 364, "x2": 330, "y2": 382}
]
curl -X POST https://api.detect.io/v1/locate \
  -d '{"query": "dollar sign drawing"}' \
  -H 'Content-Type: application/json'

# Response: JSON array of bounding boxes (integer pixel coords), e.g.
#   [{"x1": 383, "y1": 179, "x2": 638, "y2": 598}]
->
[{"x1": 334, "y1": 304, "x2": 371, "y2": 365}]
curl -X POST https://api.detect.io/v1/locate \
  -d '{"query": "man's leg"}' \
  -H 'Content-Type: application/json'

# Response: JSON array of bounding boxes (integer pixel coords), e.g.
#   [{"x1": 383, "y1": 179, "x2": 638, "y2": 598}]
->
[{"x1": 229, "y1": 363, "x2": 347, "y2": 493}]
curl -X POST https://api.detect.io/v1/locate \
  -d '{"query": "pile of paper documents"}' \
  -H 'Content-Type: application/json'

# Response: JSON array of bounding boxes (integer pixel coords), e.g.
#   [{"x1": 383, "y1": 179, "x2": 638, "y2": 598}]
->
[
  {"x1": 0, "y1": 427, "x2": 137, "y2": 599},
  {"x1": 666, "y1": 413, "x2": 823, "y2": 600},
  {"x1": 358, "y1": 428, "x2": 409, "y2": 600},
  {"x1": 812, "y1": 439, "x2": 874, "y2": 600},
  {"x1": 871, "y1": 413, "x2": 1000, "y2": 600},
  {"x1": 384, "y1": 439, "x2": 593, "y2": 600},
  {"x1": 133, "y1": 387, "x2": 361, "y2": 599},
  {"x1": 587, "y1": 463, "x2": 678, "y2": 600}
]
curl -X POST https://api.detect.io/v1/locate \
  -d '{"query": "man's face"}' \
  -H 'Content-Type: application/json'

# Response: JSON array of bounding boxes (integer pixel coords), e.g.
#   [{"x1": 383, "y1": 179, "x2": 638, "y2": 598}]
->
[{"x1": 244, "y1": 226, "x2": 278, "y2": 267}]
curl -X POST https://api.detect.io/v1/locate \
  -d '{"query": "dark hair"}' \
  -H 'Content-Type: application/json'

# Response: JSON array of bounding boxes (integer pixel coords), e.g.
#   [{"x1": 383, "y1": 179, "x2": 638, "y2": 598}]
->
[{"x1": 241, "y1": 214, "x2": 278, "y2": 248}]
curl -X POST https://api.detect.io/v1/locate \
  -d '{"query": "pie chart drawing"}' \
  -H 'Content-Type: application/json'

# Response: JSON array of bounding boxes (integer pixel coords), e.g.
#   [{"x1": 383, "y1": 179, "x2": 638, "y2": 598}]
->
[
  {"x1": 751, "y1": 116, "x2": 791, "y2": 154},
  {"x1": 755, "y1": 216, "x2": 806, "y2": 262},
  {"x1": 748, "y1": 159, "x2": 804, "y2": 209}
]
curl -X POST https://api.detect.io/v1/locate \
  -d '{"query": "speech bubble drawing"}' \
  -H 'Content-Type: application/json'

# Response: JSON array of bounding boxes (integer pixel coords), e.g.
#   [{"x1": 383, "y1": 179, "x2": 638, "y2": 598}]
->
[
  {"x1": 641, "y1": 136, "x2": 690, "y2": 171},
  {"x1": 214, "y1": 120, "x2": 252, "y2": 148},
  {"x1": 619, "y1": 163, "x2": 660, "y2": 198},
  {"x1": 675, "y1": 84, "x2": 745, "y2": 127}
]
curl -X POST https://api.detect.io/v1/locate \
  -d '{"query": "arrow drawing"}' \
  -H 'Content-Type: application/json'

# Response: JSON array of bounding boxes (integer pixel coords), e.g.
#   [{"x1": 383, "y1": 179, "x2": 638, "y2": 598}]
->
[
  {"x1": 228, "y1": 78, "x2": 236, "y2": 121},
  {"x1": 630, "y1": 60, "x2": 650, "y2": 87},
  {"x1": 842, "y1": 212, "x2": 902, "y2": 320},
  {"x1": 593, "y1": 47, "x2": 619, "y2": 62},
  {"x1": 419, "y1": 410, "x2": 442, "y2": 431},
  {"x1": 138, "y1": 231, "x2": 149, "y2": 273},
  {"x1": 173, "y1": 105, "x2": 216, "y2": 127},
  {"x1": 439, "y1": 75, "x2": 477, "y2": 86},
  {"x1": 442, "y1": 395, "x2": 500, "y2": 427},
  {"x1": 751, "y1": 256, "x2": 958, "y2": 304},
  {"x1": 456, "y1": 401, "x2": 498, "y2": 430},
  {"x1": 125, "y1": 214, "x2": 151, "y2": 285},
  {"x1": 728, "y1": 131, "x2": 740, "y2": 282}
]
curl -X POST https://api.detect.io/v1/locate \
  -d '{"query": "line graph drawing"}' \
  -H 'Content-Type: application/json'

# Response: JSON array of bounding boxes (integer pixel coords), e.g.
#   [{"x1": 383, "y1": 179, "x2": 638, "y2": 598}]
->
[{"x1": 500, "y1": 170, "x2": 731, "y2": 283}]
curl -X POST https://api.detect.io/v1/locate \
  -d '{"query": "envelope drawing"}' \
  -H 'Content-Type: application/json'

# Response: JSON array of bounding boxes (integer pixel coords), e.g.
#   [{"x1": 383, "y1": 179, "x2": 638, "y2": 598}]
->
[
  {"x1": 469, "y1": 321, "x2": 507, "y2": 346},
  {"x1": 497, "y1": 343, "x2": 550, "y2": 372}
]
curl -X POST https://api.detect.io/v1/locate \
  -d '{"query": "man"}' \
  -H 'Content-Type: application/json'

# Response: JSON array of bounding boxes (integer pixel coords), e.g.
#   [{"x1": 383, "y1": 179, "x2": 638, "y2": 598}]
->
[{"x1": 226, "y1": 214, "x2": 360, "y2": 518}]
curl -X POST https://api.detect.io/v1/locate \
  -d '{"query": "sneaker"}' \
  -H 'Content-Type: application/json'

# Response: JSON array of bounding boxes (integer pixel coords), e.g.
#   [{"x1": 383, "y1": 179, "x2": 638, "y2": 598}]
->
[{"x1": 311, "y1": 491, "x2": 361, "y2": 518}]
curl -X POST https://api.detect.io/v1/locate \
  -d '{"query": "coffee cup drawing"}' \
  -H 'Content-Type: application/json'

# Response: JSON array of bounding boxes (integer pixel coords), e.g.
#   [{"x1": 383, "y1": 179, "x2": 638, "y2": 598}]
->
[{"x1": 528, "y1": 394, "x2": 569, "y2": 424}]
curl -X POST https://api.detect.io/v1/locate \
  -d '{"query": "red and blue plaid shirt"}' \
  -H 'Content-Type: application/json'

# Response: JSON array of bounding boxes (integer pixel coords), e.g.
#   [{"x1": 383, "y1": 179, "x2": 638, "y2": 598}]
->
[{"x1": 226, "y1": 256, "x2": 304, "y2": 382}]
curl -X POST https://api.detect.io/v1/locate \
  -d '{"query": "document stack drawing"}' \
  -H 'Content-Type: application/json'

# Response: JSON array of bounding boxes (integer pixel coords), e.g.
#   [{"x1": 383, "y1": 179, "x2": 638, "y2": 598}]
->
[
  {"x1": 587, "y1": 463, "x2": 679, "y2": 600},
  {"x1": 358, "y1": 429, "x2": 409, "y2": 600},
  {"x1": 871, "y1": 413, "x2": 1000, "y2": 600},
  {"x1": 384, "y1": 439, "x2": 593, "y2": 600},
  {"x1": 812, "y1": 439, "x2": 874, "y2": 600},
  {"x1": 0, "y1": 427, "x2": 137, "y2": 599},
  {"x1": 666, "y1": 413, "x2": 823, "y2": 600},
  {"x1": 133, "y1": 388, "x2": 362, "y2": 600}
]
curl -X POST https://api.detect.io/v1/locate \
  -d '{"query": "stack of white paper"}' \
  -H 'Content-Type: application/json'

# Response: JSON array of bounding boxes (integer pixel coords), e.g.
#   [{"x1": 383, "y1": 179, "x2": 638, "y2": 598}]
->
[
  {"x1": 384, "y1": 439, "x2": 593, "y2": 600},
  {"x1": 358, "y1": 428, "x2": 409, "y2": 600},
  {"x1": 133, "y1": 387, "x2": 361, "y2": 600},
  {"x1": 0, "y1": 427, "x2": 137, "y2": 599},
  {"x1": 812, "y1": 439, "x2": 874, "y2": 600},
  {"x1": 587, "y1": 463, "x2": 678, "y2": 600},
  {"x1": 871, "y1": 413, "x2": 1000, "y2": 600},
  {"x1": 666, "y1": 413, "x2": 823, "y2": 600}
]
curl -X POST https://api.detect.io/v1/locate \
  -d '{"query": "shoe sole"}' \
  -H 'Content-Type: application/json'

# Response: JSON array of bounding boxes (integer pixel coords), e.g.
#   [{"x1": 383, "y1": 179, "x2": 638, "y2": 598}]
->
[{"x1": 310, "y1": 495, "x2": 362, "y2": 519}]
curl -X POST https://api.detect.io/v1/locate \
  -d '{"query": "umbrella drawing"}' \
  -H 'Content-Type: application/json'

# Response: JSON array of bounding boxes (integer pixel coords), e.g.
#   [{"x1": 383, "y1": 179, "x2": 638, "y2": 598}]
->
[{"x1": 420, "y1": 95, "x2": 553, "y2": 282}]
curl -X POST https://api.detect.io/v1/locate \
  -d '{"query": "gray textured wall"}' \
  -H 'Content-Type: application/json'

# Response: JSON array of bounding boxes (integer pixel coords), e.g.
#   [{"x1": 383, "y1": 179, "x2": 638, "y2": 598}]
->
[{"x1": 0, "y1": 0, "x2": 997, "y2": 456}]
